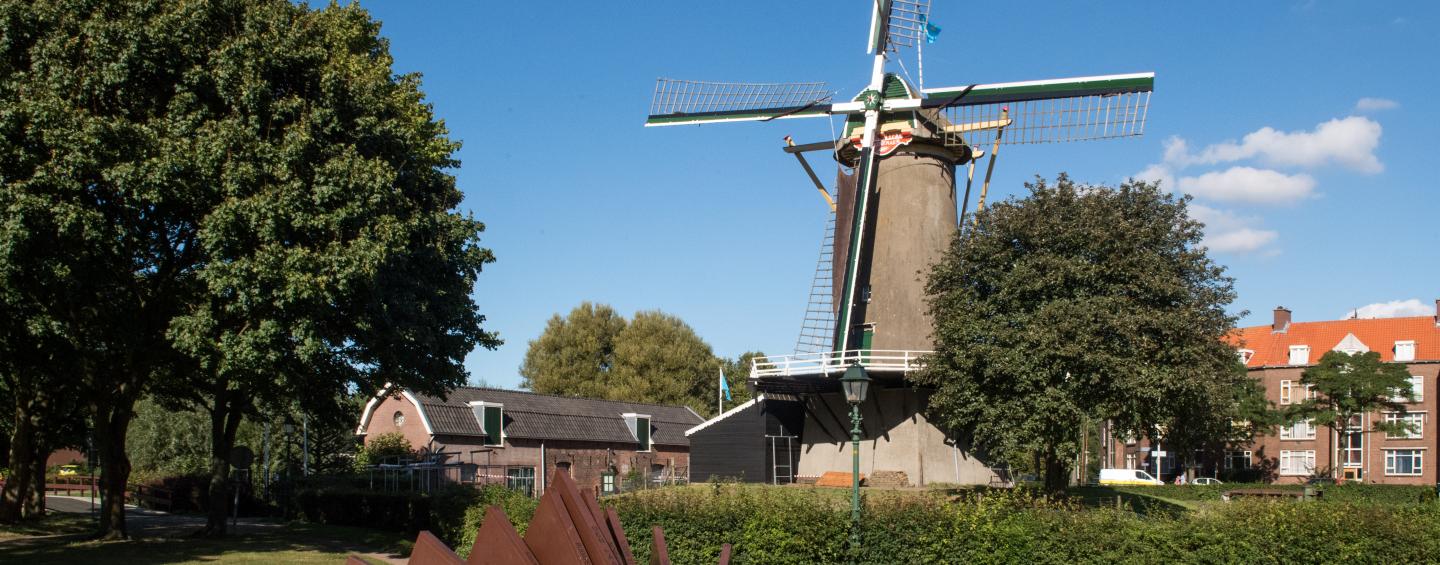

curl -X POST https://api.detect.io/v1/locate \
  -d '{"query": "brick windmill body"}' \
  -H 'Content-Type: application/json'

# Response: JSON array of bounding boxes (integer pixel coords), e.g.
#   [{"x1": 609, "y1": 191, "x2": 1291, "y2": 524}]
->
[{"x1": 650, "y1": 1, "x2": 1153, "y2": 485}]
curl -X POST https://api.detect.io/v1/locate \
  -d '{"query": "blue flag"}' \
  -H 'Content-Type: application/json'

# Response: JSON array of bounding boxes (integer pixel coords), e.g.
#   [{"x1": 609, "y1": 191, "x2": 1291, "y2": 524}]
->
[
  {"x1": 925, "y1": 21, "x2": 942, "y2": 44},
  {"x1": 719, "y1": 368, "x2": 732, "y2": 401}
]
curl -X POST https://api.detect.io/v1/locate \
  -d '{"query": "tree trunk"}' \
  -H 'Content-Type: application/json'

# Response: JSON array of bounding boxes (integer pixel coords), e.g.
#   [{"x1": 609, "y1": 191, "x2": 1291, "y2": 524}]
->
[
  {"x1": 200, "y1": 393, "x2": 244, "y2": 537},
  {"x1": 0, "y1": 404, "x2": 35, "y2": 523},
  {"x1": 27, "y1": 441, "x2": 46, "y2": 517},
  {"x1": 1042, "y1": 451, "x2": 1069, "y2": 494},
  {"x1": 92, "y1": 402, "x2": 135, "y2": 539}
]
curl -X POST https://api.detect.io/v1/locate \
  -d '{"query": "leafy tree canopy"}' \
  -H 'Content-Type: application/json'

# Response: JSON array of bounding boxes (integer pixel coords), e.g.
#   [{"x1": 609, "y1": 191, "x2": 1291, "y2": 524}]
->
[
  {"x1": 916, "y1": 175, "x2": 1245, "y2": 491},
  {"x1": 521, "y1": 303, "x2": 755, "y2": 417},
  {"x1": 1290, "y1": 350, "x2": 1415, "y2": 478}
]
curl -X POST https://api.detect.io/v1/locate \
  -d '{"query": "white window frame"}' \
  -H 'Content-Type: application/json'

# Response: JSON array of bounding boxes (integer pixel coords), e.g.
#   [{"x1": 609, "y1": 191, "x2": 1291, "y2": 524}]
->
[
  {"x1": 1341, "y1": 428, "x2": 1363, "y2": 468},
  {"x1": 1280, "y1": 380, "x2": 1292, "y2": 405},
  {"x1": 1280, "y1": 419, "x2": 1316, "y2": 440},
  {"x1": 1384, "y1": 449, "x2": 1424, "y2": 476},
  {"x1": 1289, "y1": 345, "x2": 1310, "y2": 365},
  {"x1": 1237, "y1": 349, "x2": 1255, "y2": 364},
  {"x1": 1394, "y1": 340, "x2": 1416, "y2": 362},
  {"x1": 1384, "y1": 412, "x2": 1425, "y2": 440},
  {"x1": 623, "y1": 412, "x2": 653, "y2": 453},
  {"x1": 1279, "y1": 450, "x2": 1316, "y2": 476},
  {"x1": 469, "y1": 401, "x2": 506, "y2": 447},
  {"x1": 1224, "y1": 450, "x2": 1253, "y2": 470},
  {"x1": 1124, "y1": 453, "x2": 1137, "y2": 470},
  {"x1": 1391, "y1": 376, "x2": 1424, "y2": 403}
]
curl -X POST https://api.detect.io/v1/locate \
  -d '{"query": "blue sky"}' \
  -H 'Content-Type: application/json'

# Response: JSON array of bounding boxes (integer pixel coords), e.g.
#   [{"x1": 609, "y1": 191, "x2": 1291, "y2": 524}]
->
[{"x1": 346, "y1": 1, "x2": 1439, "y2": 389}]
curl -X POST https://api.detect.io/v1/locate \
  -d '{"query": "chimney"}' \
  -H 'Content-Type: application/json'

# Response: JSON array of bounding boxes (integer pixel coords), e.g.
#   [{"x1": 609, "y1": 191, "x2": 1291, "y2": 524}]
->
[
  {"x1": 1273, "y1": 306, "x2": 1291, "y2": 333},
  {"x1": 1434, "y1": 298, "x2": 1439, "y2": 326}
]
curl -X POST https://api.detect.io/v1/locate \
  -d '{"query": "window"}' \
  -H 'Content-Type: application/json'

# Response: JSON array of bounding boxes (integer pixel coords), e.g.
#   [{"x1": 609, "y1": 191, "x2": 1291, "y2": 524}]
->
[
  {"x1": 1289, "y1": 345, "x2": 1310, "y2": 365},
  {"x1": 1124, "y1": 453, "x2": 1137, "y2": 470},
  {"x1": 1237, "y1": 349, "x2": 1255, "y2": 364},
  {"x1": 1280, "y1": 380, "x2": 1292, "y2": 405},
  {"x1": 601, "y1": 471, "x2": 617, "y2": 494},
  {"x1": 393, "y1": 411, "x2": 405, "y2": 427},
  {"x1": 1225, "y1": 450, "x2": 1253, "y2": 470},
  {"x1": 1384, "y1": 449, "x2": 1423, "y2": 476},
  {"x1": 1281, "y1": 381, "x2": 1317, "y2": 405},
  {"x1": 1391, "y1": 376, "x2": 1424, "y2": 403},
  {"x1": 470, "y1": 401, "x2": 505, "y2": 446},
  {"x1": 1280, "y1": 419, "x2": 1316, "y2": 440},
  {"x1": 506, "y1": 467, "x2": 536, "y2": 497},
  {"x1": 623, "y1": 413, "x2": 652, "y2": 452},
  {"x1": 1341, "y1": 429, "x2": 1363, "y2": 468},
  {"x1": 1384, "y1": 412, "x2": 1424, "y2": 439},
  {"x1": 1395, "y1": 341, "x2": 1416, "y2": 362},
  {"x1": 1279, "y1": 450, "x2": 1316, "y2": 476}
]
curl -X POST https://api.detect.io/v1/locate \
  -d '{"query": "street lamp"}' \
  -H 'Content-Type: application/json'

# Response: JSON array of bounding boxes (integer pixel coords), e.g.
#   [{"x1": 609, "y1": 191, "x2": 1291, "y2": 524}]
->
[{"x1": 839, "y1": 363, "x2": 871, "y2": 550}]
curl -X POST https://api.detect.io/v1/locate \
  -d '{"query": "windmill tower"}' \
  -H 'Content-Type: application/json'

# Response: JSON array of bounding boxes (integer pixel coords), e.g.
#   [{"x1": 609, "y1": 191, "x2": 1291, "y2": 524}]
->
[{"x1": 649, "y1": 1, "x2": 1153, "y2": 485}]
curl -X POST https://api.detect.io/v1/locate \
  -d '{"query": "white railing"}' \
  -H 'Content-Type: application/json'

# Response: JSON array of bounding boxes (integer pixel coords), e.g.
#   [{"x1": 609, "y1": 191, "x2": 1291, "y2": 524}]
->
[{"x1": 750, "y1": 350, "x2": 932, "y2": 379}]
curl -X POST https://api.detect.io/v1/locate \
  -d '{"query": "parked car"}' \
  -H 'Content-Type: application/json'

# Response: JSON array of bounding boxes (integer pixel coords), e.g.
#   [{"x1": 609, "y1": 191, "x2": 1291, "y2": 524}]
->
[
  {"x1": 1192, "y1": 477, "x2": 1223, "y2": 486},
  {"x1": 1100, "y1": 468, "x2": 1163, "y2": 486},
  {"x1": 57, "y1": 464, "x2": 82, "y2": 476}
]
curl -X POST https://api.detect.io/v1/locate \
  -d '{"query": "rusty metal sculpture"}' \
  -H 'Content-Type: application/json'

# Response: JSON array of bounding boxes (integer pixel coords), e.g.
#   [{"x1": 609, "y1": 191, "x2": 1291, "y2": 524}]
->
[{"x1": 357, "y1": 469, "x2": 731, "y2": 565}]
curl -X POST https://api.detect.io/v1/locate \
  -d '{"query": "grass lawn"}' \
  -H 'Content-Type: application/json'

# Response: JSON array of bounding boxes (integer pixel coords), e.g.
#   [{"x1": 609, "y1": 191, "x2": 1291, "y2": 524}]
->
[{"x1": 0, "y1": 519, "x2": 409, "y2": 564}]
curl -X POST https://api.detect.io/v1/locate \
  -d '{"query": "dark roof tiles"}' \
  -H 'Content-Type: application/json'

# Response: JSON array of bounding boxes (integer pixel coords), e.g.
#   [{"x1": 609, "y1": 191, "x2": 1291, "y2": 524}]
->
[{"x1": 412, "y1": 387, "x2": 704, "y2": 447}]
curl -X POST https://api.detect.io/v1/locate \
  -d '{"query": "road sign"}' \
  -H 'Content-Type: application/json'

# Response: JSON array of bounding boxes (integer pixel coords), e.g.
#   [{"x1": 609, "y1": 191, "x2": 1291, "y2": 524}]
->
[{"x1": 1153, "y1": 451, "x2": 1167, "y2": 457}]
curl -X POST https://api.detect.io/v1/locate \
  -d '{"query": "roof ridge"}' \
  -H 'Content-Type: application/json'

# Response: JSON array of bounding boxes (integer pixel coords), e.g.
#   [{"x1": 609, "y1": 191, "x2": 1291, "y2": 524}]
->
[
  {"x1": 1240, "y1": 314, "x2": 1435, "y2": 331},
  {"x1": 441, "y1": 385, "x2": 702, "y2": 411}
]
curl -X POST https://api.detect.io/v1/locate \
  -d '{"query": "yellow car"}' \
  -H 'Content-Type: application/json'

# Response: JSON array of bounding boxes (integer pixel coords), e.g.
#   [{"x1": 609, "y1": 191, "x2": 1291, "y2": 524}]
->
[{"x1": 57, "y1": 464, "x2": 82, "y2": 476}]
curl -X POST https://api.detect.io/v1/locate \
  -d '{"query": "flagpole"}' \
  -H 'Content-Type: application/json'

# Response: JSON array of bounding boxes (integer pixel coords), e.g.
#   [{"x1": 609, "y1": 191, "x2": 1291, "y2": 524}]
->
[{"x1": 718, "y1": 368, "x2": 723, "y2": 415}]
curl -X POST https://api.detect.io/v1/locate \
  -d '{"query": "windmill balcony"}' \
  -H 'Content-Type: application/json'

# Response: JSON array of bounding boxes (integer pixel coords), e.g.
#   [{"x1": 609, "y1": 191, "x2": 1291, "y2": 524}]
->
[{"x1": 749, "y1": 350, "x2": 932, "y2": 380}]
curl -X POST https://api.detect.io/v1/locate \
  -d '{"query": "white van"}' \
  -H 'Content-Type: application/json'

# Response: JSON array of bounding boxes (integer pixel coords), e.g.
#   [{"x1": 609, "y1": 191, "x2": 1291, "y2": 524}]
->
[{"x1": 1099, "y1": 468, "x2": 1163, "y2": 486}]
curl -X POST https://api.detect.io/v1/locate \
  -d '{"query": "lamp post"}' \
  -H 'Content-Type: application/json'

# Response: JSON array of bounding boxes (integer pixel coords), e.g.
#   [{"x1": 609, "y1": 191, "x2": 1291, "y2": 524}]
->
[{"x1": 840, "y1": 363, "x2": 871, "y2": 551}]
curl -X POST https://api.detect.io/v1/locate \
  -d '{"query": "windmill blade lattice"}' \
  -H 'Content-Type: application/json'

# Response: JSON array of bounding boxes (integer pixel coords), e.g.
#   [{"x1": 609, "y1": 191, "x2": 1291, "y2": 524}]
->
[
  {"x1": 646, "y1": 79, "x2": 834, "y2": 126},
  {"x1": 885, "y1": 0, "x2": 932, "y2": 51},
  {"x1": 935, "y1": 90, "x2": 1151, "y2": 147}
]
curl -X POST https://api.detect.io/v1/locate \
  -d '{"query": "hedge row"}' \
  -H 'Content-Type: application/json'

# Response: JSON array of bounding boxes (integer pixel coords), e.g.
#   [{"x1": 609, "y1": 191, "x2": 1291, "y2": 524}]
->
[
  {"x1": 1107, "y1": 483, "x2": 1437, "y2": 504},
  {"x1": 598, "y1": 486, "x2": 1440, "y2": 564}
]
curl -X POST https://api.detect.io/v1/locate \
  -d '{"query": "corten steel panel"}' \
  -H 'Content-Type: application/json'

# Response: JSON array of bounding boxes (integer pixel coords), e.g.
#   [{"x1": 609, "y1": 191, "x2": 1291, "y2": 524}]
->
[
  {"x1": 468, "y1": 505, "x2": 539, "y2": 565},
  {"x1": 409, "y1": 531, "x2": 465, "y2": 565},
  {"x1": 524, "y1": 486, "x2": 592, "y2": 564}
]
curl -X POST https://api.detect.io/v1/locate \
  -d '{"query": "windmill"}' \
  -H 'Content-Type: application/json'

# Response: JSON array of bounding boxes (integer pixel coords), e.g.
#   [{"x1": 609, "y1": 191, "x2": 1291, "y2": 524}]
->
[{"x1": 649, "y1": 1, "x2": 1153, "y2": 485}]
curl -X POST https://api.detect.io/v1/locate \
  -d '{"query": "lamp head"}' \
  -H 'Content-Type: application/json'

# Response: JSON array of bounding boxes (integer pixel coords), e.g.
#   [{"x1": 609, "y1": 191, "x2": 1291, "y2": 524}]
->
[{"x1": 840, "y1": 363, "x2": 871, "y2": 405}]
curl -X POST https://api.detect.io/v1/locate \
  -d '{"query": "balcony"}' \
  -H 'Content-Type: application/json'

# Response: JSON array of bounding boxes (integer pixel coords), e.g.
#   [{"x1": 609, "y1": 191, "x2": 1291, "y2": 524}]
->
[{"x1": 749, "y1": 350, "x2": 932, "y2": 379}]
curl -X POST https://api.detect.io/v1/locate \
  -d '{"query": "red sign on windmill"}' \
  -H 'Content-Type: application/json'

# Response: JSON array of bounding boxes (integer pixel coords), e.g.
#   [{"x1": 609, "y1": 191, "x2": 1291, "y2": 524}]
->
[{"x1": 850, "y1": 129, "x2": 913, "y2": 157}]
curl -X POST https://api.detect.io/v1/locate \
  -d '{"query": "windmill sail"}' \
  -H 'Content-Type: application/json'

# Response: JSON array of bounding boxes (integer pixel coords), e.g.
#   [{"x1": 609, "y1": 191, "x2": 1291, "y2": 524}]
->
[
  {"x1": 645, "y1": 79, "x2": 835, "y2": 127},
  {"x1": 883, "y1": 0, "x2": 932, "y2": 51},
  {"x1": 917, "y1": 72, "x2": 1154, "y2": 147}
]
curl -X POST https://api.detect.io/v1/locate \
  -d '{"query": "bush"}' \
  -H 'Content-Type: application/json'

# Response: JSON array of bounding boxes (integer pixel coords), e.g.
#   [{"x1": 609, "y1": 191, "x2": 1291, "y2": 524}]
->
[
  {"x1": 289, "y1": 487, "x2": 432, "y2": 533},
  {"x1": 355, "y1": 432, "x2": 414, "y2": 470}
]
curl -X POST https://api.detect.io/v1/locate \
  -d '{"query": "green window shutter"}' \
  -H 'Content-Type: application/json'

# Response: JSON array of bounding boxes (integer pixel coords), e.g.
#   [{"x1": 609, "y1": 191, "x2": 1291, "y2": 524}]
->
[
  {"x1": 637, "y1": 417, "x2": 650, "y2": 451},
  {"x1": 484, "y1": 406, "x2": 503, "y2": 446}
]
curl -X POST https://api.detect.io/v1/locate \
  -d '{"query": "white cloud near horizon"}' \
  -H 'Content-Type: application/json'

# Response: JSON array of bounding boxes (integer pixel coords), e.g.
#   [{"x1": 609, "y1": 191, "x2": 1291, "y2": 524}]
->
[
  {"x1": 1163, "y1": 116, "x2": 1383, "y2": 173},
  {"x1": 1344, "y1": 299, "x2": 1433, "y2": 319},
  {"x1": 1355, "y1": 97, "x2": 1399, "y2": 112},
  {"x1": 1189, "y1": 204, "x2": 1279, "y2": 254},
  {"x1": 1176, "y1": 167, "x2": 1317, "y2": 204}
]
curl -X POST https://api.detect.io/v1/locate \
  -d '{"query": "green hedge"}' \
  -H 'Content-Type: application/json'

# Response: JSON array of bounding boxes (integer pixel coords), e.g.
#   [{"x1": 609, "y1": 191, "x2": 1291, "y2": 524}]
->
[
  {"x1": 600, "y1": 486, "x2": 1440, "y2": 564},
  {"x1": 289, "y1": 488, "x2": 433, "y2": 533},
  {"x1": 1106, "y1": 483, "x2": 1436, "y2": 504}
]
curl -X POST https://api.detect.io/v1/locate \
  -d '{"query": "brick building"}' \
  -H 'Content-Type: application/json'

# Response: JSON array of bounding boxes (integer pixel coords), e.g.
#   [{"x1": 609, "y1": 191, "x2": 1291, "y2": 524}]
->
[
  {"x1": 357, "y1": 386, "x2": 704, "y2": 496},
  {"x1": 1112, "y1": 303, "x2": 1439, "y2": 485}
]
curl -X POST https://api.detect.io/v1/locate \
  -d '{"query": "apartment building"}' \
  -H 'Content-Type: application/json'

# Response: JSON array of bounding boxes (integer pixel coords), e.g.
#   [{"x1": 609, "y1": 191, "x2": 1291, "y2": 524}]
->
[{"x1": 1113, "y1": 302, "x2": 1439, "y2": 485}]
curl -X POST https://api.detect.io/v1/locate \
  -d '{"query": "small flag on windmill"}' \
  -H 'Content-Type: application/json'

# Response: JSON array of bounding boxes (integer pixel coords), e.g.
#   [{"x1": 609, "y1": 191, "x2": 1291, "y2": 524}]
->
[
  {"x1": 922, "y1": 16, "x2": 941, "y2": 44},
  {"x1": 720, "y1": 368, "x2": 732, "y2": 401}
]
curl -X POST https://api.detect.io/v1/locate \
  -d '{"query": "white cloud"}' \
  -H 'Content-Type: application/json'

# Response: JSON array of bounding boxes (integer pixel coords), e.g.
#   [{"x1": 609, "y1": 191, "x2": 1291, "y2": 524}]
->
[
  {"x1": 1355, "y1": 97, "x2": 1399, "y2": 112},
  {"x1": 1344, "y1": 299, "x2": 1433, "y2": 319},
  {"x1": 1189, "y1": 204, "x2": 1279, "y2": 254},
  {"x1": 1163, "y1": 116, "x2": 1383, "y2": 174},
  {"x1": 1176, "y1": 167, "x2": 1316, "y2": 204},
  {"x1": 1133, "y1": 163, "x2": 1175, "y2": 190}
]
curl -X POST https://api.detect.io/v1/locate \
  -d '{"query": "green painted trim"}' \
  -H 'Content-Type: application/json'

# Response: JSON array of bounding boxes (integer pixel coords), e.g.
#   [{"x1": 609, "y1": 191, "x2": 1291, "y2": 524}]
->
[
  {"x1": 645, "y1": 106, "x2": 832, "y2": 125},
  {"x1": 834, "y1": 147, "x2": 878, "y2": 352},
  {"x1": 926, "y1": 75, "x2": 1153, "y2": 102}
]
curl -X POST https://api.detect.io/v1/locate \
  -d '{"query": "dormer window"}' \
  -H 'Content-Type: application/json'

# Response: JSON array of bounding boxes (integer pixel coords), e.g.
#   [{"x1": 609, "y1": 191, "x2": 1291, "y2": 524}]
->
[
  {"x1": 1237, "y1": 349, "x2": 1255, "y2": 364},
  {"x1": 1288, "y1": 345, "x2": 1310, "y2": 365},
  {"x1": 623, "y1": 413, "x2": 652, "y2": 452},
  {"x1": 469, "y1": 401, "x2": 504, "y2": 446},
  {"x1": 1395, "y1": 341, "x2": 1416, "y2": 362}
]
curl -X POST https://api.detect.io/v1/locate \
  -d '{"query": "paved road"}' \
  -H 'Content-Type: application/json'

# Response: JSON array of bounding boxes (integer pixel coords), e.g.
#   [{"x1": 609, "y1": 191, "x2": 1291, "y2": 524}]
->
[{"x1": 44, "y1": 495, "x2": 284, "y2": 537}]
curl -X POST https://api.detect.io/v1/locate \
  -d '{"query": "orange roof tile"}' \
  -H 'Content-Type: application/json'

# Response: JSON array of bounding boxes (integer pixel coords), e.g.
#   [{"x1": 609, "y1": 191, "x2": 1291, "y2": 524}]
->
[{"x1": 1229, "y1": 315, "x2": 1440, "y2": 367}]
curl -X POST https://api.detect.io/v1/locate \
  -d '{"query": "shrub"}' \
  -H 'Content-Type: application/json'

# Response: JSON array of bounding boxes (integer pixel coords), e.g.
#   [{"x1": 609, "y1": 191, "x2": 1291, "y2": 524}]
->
[
  {"x1": 289, "y1": 487, "x2": 432, "y2": 533},
  {"x1": 355, "y1": 432, "x2": 414, "y2": 470}
]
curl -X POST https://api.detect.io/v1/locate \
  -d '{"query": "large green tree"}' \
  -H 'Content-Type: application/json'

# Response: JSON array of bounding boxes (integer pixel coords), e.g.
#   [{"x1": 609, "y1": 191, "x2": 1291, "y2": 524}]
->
[
  {"x1": 521, "y1": 303, "x2": 755, "y2": 417},
  {"x1": 1290, "y1": 350, "x2": 1415, "y2": 479},
  {"x1": 0, "y1": 0, "x2": 497, "y2": 536},
  {"x1": 916, "y1": 175, "x2": 1244, "y2": 492}
]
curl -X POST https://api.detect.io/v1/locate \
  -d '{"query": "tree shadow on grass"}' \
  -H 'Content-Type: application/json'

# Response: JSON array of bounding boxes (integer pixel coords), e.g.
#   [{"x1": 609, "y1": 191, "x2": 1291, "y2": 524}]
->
[
  {"x1": 0, "y1": 521, "x2": 408, "y2": 565},
  {"x1": 1067, "y1": 486, "x2": 1192, "y2": 517}
]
